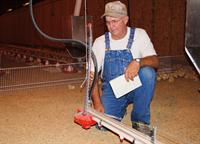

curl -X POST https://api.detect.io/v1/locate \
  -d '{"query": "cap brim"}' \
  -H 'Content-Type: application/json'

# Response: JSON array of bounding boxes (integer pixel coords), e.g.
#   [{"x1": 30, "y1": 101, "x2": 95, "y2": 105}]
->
[
  {"x1": 101, "y1": 13, "x2": 106, "y2": 18},
  {"x1": 101, "y1": 13, "x2": 126, "y2": 19}
]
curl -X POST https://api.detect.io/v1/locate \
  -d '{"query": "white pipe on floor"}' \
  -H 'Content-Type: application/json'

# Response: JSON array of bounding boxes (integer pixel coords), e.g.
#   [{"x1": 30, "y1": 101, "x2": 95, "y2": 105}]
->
[
  {"x1": 74, "y1": 0, "x2": 82, "y2": 16},
  {"x1": 87, "y1": 107, "x2": 164, "y2": 144}
]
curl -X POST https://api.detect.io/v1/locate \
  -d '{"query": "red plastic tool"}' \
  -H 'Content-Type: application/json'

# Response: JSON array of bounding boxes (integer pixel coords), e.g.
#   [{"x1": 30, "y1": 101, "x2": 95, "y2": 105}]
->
[{"x1": 74, "y1": 108, "x2": 97, "y2": 129}]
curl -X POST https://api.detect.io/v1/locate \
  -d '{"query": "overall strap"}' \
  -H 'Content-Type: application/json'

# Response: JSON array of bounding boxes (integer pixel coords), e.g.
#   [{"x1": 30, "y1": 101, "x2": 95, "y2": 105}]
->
[
  {"x1": 105, "y1": 32, "x2": 110, "y2": 50},
  {"x1": 126, "y1": 28, "x2": 135, "y2": 49}
]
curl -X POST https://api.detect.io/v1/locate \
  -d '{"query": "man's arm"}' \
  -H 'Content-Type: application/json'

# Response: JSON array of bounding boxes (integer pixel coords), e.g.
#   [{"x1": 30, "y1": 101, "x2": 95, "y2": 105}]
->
[
  {"x1": 125, "y1": 55, "x2": 159, "y2": 81},
  {"x1": 90, "y1": 72, "x2": 104, "y2": 113},
  {"x1": 140, "y1": 55, "x2": 159, "y2": 69}
]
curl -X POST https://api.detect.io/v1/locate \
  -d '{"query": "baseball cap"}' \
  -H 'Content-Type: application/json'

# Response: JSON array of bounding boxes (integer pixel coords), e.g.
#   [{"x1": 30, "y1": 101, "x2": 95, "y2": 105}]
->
[{"x1": 101, "y1": 1, "x2": 128, "y2": 18}]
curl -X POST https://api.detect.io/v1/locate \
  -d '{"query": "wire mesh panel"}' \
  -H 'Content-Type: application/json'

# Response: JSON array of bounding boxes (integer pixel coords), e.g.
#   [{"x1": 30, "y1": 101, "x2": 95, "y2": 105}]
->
[{"x1": 0, "y1": 63, "x2": 85, "y2": 91}]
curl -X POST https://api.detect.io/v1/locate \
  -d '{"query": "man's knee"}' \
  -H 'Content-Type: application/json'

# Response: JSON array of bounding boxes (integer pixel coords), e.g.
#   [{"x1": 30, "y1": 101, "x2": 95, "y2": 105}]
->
[{"x1": 139, "y1": 66, "x2": 156, "y2": 81}]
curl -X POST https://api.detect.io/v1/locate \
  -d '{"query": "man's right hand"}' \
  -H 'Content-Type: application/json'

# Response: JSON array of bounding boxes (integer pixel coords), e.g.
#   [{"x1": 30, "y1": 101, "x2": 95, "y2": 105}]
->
[{"x1": 93, "y1": 102, "x2": 104, "y2": 113}]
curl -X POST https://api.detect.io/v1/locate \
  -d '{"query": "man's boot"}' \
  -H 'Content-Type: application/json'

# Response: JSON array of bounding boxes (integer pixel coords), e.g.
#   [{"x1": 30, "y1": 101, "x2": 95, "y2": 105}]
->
[{"x1": 132, "y1": 122, "x2": 154, "y2": 137}]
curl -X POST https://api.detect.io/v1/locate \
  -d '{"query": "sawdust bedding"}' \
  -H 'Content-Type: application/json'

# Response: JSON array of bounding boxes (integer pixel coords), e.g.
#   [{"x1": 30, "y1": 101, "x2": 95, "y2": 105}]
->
[{"x1": 0, "y1": 76, "x2": 199, "y2": 144}]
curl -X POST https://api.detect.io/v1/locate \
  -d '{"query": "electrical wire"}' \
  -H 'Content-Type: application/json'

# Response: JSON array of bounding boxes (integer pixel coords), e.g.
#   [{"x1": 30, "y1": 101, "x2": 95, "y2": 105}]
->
[
  {"x1": 29, "y1": 0, "x2": 86, "y2": 47},
  {"x1": 29, "y1": 0, "x2": 87, "y2": 59}
]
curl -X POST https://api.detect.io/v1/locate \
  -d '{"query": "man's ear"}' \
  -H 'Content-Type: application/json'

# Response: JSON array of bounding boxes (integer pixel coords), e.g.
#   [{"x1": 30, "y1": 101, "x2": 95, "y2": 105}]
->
[{"x1": 122, "y1": 16, "x2": 129, "y2": 25}]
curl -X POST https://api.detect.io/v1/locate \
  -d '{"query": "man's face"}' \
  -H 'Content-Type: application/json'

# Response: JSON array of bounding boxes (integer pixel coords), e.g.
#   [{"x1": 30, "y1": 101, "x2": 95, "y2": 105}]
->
[{"x1": 105, "y1": 16, "x2": 128, "y2": 39}]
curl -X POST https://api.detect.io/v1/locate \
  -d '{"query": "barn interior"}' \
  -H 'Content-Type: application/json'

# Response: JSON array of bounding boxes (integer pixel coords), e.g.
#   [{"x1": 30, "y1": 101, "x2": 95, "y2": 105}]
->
[{"x1": 0, "y1": 0, "x2": 199, "y2": 144}]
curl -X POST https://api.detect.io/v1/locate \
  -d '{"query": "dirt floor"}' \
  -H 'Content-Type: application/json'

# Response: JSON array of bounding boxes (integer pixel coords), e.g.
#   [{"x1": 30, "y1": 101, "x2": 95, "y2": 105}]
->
[{"x1": 0, "y1": 76, "x2": 199, "y2": 144}]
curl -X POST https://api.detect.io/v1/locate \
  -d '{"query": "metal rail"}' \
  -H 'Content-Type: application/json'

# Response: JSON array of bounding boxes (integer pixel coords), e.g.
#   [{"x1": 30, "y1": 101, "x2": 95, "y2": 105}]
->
[{"x1": 87, "y1": 107, "x2": 164, "y2": 144}]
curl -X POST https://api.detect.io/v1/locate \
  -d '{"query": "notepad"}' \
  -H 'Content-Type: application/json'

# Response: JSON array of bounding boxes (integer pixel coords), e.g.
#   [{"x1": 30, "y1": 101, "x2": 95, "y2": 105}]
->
[{"x1": 109, "y1": 74, "x2": 142, "y2": 98}]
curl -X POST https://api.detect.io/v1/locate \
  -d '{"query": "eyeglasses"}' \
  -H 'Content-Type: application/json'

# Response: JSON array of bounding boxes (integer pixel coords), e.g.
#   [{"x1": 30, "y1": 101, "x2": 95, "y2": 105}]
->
[{"x1": 106, "y1": 18, "x2": 122, "y2": 26}]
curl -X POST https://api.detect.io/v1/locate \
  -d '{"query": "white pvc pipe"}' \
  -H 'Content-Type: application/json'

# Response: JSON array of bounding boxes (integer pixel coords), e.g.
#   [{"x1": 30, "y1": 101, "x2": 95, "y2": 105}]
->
[
  {"x1": 73, "y1": 0, "x2": 82, "y2": 16},
  {"x1": 87, "y1": 107, "x2": 164, "y2": 144}
]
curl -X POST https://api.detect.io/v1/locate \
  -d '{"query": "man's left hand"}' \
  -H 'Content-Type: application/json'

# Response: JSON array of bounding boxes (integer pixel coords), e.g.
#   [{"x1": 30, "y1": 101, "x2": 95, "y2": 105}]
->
[{"x1": 124, "y1": 60, "x2": 140, "y2": 81}]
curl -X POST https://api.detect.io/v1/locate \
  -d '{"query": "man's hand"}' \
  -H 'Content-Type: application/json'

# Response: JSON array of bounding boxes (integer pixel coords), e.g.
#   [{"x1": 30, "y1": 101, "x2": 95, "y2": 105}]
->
[
  {"x1": 124, "y1": 55, "x2": 159, "y2": 81},
  {"x1": 124, "y1": 60, "x2": 140, "y2": 81},
  {"x1": 93, "y1": 102, "x2": 104, "y2": 113}
]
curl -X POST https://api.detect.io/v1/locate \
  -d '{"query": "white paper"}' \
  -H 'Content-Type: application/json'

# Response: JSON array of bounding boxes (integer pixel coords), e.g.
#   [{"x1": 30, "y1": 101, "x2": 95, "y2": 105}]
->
[{"x1": 109, "y1": 74, "x2": 142, "y2": 98}]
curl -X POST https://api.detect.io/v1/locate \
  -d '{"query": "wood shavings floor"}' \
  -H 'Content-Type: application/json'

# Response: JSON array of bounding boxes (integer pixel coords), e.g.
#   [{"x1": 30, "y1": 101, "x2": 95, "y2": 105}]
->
[{"x1": 0, "y1": 78, "x2": 199, "y2": 144}]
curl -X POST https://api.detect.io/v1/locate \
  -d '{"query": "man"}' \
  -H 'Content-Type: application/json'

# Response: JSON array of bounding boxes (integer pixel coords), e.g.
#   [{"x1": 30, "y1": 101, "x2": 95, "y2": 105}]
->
[{"x1": 90, "y1": 1, "x2": 158, "y2": 136}]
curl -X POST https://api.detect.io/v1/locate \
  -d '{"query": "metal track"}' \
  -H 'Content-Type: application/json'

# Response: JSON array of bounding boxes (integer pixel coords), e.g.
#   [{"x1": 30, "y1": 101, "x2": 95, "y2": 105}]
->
[{"x1": 87, "y1": 107, "x2": 164, "y2": 144}]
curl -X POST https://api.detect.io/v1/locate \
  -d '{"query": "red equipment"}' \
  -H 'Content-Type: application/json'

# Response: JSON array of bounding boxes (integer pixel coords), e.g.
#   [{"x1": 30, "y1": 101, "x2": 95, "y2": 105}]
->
[{"x1": 74, "y1": 109, "x2": 97, "y2": 129}]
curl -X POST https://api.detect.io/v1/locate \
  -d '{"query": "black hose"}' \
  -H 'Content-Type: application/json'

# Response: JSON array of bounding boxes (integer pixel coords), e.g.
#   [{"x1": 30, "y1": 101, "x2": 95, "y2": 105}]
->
[
  {"x1": 89, "y1": 50, "x2": 98, "y2": 101},
  {"x1": 29, "y1": 0, "x2": 85, "y2": 46},
  {"x1": 29, "y1": 0, "x2": 98, "y2": 101}
]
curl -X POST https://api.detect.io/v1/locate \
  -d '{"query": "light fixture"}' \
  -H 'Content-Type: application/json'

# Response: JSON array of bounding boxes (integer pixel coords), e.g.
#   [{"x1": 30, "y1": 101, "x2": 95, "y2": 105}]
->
[
  {"x1": 7, "y1": 8, "x2": 13, "y2": 12},
  {"x1": 23, "y1": 2, "x2": 30, "y2": 6}
]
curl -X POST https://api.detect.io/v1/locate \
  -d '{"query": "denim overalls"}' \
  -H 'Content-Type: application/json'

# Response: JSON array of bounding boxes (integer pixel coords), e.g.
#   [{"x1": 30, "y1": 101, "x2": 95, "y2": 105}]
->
[{"x1": 101, "y1": 28, "x2": 156, "y2": 125}]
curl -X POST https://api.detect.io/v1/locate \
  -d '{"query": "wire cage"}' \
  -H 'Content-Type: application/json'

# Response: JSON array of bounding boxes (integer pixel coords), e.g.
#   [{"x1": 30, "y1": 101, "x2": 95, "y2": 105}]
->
[{"x1": 0, "y1": 46, "x2": 85, "y2": 92}]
